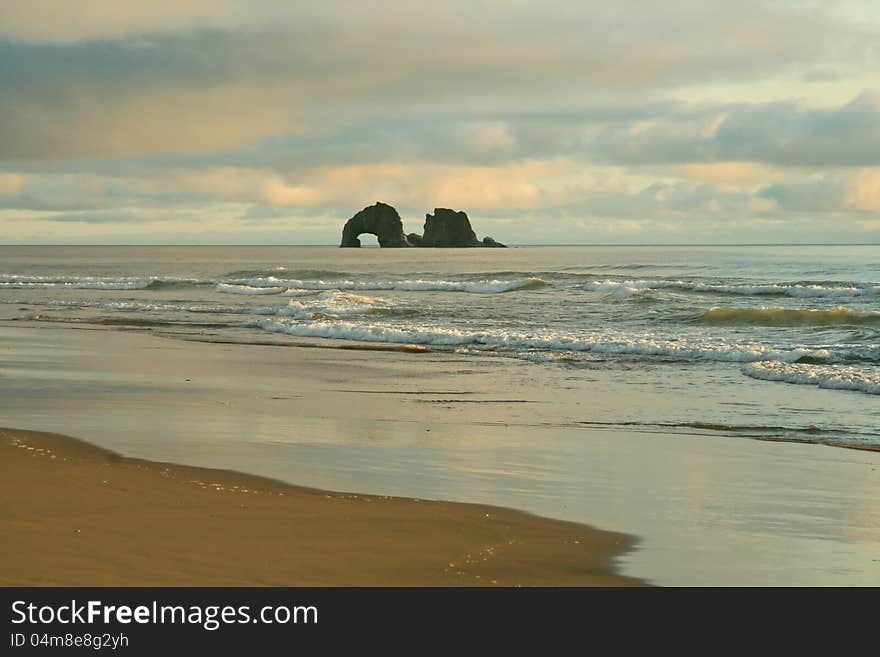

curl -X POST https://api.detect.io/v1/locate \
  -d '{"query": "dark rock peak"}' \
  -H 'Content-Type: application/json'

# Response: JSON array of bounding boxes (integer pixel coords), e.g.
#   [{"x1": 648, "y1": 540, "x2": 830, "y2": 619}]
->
[{"x1": 421, "y1": 208, "x2": 480, "y2": 247}]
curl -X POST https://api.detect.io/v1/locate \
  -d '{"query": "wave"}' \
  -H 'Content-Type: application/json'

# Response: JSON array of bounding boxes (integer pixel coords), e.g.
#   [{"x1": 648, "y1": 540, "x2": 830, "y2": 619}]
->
[
  {"x1": 699, "y1": 306, "x2": 880, "y2": 327},
  {"x1": 255, "y1": 291, "x2": 392, "y2": 320},
  {"x1": 254, "y1": 319, "x2": 475, "y2": 345},
  {"x1": 221, "y1": 268, "x2": 349, "y2": 279},
  {"x1": 143, "y1": 280, "x2": 205, "y2": 290},
  {"x1": 0, "y1": 275, "x2": 151, "y2": 290},
  {"x1": 228, "y1": 276, "x2": 548, "y2": 294},
  {"x1": 743, "y1": 362, "x2": 880, "y2": 395},
  {"x1": 581, "y1": 279, "x2": 880, "y2": 299},
  {"x1": 43, "y1": 299, "x2": 247, "y2": 315},
  {"x1": 215, "y1": 283, "x2": 287, "y2": 295},
  {"x1": 0, "y1": 275, "x2": 203, "y2": 290},
  {"x1": 249, "y1": 319, "x2": 871, "y2": 364},
  {"x1": 580, "y1": 280, "x2": 653, "y2": 299}
]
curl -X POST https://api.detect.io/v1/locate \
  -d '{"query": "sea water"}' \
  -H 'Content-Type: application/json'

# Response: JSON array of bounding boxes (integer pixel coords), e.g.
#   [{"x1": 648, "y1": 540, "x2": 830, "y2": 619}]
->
[
  {"x1": 2, "y1": 244, "x2": 878, "y2": 449},
  {"x1": 3, "y1": 244, "x2": 880, "y2": 585}
]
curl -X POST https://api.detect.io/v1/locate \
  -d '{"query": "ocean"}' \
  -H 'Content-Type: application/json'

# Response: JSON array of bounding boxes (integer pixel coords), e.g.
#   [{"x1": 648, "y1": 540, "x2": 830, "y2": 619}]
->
[
  {"x1": 2, "y1": 244, "x2": 878, "y2": 448},
  {"x1": 2, "y1": 244, "x2": 879, "y2": 585}
]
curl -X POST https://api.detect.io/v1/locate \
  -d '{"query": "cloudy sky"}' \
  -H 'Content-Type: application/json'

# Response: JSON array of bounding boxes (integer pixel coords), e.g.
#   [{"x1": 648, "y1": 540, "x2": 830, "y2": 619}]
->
[{"x1": 1, "y1": 1, "x2": 878, "y2": 244}]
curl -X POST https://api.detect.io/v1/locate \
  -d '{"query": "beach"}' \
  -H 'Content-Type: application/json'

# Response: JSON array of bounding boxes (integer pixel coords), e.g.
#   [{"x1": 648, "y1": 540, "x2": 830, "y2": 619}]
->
[
  {"x1": 0, "y1": 427, "x2": 638, "y2": 586},
  {"x1": 1, "y1": 245, "x2": 879, "y2": 586}
]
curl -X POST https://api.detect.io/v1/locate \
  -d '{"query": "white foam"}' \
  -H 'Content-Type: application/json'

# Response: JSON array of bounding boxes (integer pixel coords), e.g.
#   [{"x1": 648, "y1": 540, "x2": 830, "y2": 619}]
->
[
  {"x1": 0, "y1": 275, "x2": 150, "y2": 290},
  {"x1": 581, "y1": 280, "x2": 647, "y2": 299},
  {"x1": 215, "y1": 283, "x2": 286, "y2": 295},
  {"x1": 257, "y1": 290, "x2": 391, "y2": 319},
  {"x1": 743, "y1": 362, "x2": 880, "y2": 395},
  {"x1": 45, "y1": 300, "x2": 243, "y2": 314},
  {"x1": 0, "y1": 274, "x2": 204, "y2": 290},
  {"x1": 580, "y1": 279, "x2": 880, "y2": 299},
  {"x1": 252, "y1": 318, "x2": 838, "y2": 364},
  {"x1": 233, "y1": 277, "x2": 546, "y2": 294},
  {"x1": 255, "y1": 319, "x2": 475, "y2": 345}
]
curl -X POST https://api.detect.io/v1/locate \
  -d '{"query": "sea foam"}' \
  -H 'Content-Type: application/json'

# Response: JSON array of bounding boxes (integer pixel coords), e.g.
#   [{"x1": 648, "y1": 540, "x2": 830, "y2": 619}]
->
[
  {"x1": 251, "y1": 318, "x2": 843, "y2": 364},
  {"x1": 229, "y1": 277, "x2": 546, "y2": 294},
  {"x1": 742, "y1": 362, "x2": 880, "y2": 395},
  {"x1": 256, "y1": 290, "x2": 391, "y2": 319},
  {"x1": 581, "y1": 279, "x2": 880, "y2": 299},
  {"x1": 215, "y1": 283, "x2": 286, "y2": 295}
]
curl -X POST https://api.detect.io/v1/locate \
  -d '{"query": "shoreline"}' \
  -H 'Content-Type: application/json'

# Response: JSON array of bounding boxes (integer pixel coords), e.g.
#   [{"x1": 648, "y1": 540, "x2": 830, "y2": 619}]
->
[
  {"x1": 6, "y1": 318, "x2": 879, "y2": 456},
  {"x1": 0, "y1": 427, "x2": 643, "y2": 587}
]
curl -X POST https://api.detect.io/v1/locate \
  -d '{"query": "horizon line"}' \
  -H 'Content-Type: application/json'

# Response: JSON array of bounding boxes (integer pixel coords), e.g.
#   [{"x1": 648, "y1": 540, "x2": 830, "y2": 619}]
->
[{"x1": 1, "y1": 242, "x2": 878, "y2": 248}]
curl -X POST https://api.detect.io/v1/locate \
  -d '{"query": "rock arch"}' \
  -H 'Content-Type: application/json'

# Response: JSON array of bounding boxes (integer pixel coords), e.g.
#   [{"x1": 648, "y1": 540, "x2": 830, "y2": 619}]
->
[{"x1": 340, "y1": 202, "x2": 412, "y2": 247}]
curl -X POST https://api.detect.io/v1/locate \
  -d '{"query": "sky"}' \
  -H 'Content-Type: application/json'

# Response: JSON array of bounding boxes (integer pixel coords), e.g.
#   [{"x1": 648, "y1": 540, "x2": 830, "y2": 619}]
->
[{"x1": 0, "y1": 1, "x2": 878, "y2": 245}]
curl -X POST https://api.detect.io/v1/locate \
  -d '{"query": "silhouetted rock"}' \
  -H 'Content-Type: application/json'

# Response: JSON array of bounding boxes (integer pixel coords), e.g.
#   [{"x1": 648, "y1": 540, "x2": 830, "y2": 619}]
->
[
  {"x1": 339, "y1": 203, "x2": 506, "y2": 247},
  {"x1": 420, "y1": 208, "x2": 481, "y2": 247},
  {"x1": 340, "y1": 202, "x2": 412, "y2": 247}
]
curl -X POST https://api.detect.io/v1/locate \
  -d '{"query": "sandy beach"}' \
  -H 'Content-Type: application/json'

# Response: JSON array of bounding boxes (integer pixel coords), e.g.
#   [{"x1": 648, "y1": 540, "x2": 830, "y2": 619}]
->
[{"x1": 0, "y1": 427, "x2": 640, "y2": 586}]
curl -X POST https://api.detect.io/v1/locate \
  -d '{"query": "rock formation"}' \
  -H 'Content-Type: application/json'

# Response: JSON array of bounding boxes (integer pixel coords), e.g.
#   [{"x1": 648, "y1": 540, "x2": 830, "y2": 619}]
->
[
  {"x1": 418, "y1": 208, "x2": 480, "y2": 247},
  {"x1": 340, "y1": 203, "x2": 505, "y2": 247},
  {"x1": 340, "y1": 202, "x2": 412, "y2": 247},
  {"x1": 417, "y1": 208, "x2": 506, "y2": 247},
  {"x1": 481, "y1": 236, "x2": 506, "y2": 248}
]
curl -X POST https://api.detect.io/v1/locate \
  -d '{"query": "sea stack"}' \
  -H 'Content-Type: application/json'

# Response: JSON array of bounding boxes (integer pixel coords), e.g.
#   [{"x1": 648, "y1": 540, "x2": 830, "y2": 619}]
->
[
  {"x1": 339, "y1": 203, "x2": 506, "y2": 247},
  {"x1": 418, "y1": 208, "x2": 481, "y2": 247},
  {"x1": 340, "y1": 202, "x2": 412, "y2": 247},
  {"x1": 417, "y1": 208, "x2": 506, "y2": 247}
]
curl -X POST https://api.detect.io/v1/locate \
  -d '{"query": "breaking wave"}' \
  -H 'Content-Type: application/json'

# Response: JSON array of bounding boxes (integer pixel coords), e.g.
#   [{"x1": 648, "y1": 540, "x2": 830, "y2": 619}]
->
[
  {"x1": 254, "y1": 291, "x2": 392, "y2": 319},
  {"x1": 743, "y1": 362, "x2": 880, "y2": 395},
  {"x1": 248, "y1": 319, "x2": 873, "y2": 365},
  {"x1": 228, "y1": 276, "x2": 548, "y2": 294},
  {"x1": 699, "y1": 306, "x2": 880, "y2": 327},
  {"x1": 222, "y1": 268, "x2": 349, "y2": 279},
  {"x1": 2, "y1": 273, "x2": 545, "y2": 295},
  {"x1": 581, "y1": 279, "x2": 880, "y2": 299},
  {"x1": 0, "y1": 275, "x2": 203, "y2": 290},
  {"x1": 0, "y1": 275, "x2": 153, "y2": 290},
  {"x1": 215, "y1": 283, "x2": 287, "y2": 295}
]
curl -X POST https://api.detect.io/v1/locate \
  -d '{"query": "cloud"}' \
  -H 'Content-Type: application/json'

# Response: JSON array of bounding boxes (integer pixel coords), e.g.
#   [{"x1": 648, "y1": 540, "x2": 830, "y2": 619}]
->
[
  {"x1": 0, "y1": 1, "x2": 238, "y2": 43},
  {"x1": 758, "y1": 169, "x2": 880, "y2": 214},
  {"x1": 589, "y1": 92, "x2": 880, "y2": 167},
  {"x1": 39, "y1": 211, "x2": 137, "y2": 223},
  {"x1": 1, "y1": 1, "x2": 867, "y2": 162},
  {"x1": 679, "y1": 162, "x2": 775, "y2": 185},
  {"x1": 0, "y1": 173, "x2": 26, "y2": 194},
  {"x1": 171, "y1": 161, "x2": 557, "y2": 211}
]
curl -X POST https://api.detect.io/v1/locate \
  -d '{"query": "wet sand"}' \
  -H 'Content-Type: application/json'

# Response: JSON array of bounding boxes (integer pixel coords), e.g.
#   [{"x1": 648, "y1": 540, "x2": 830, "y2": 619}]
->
[{"x1": 0, "y1": 427, "x2": 640, "y2": 586}]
